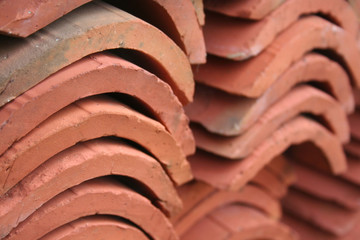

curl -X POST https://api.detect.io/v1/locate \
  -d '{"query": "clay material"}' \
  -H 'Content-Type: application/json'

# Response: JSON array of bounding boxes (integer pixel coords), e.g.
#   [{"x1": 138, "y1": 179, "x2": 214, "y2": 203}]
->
[
  {"x1": 251, "y1": 168, "x2": 288, "y2": 199},
  {"x1": 189, "y1": 116, "x2": 347, "y2": 191},
  {"x1": 204, "y1": 0, "x2": 284, "y2": 20},
  {"x1": 341, "y1": 156, "x2": 360, "y2": 185},
  {"x1": 0, "y1": 138, "x2": 182, "y2": 236},
  {"x1": 0, "y1": 0, "x2": 206, "y2": 64},
  {"x1": 283, "y1": 188, "x2": 359, "y2": 236},
  {"x1": 266, "y1": 155, "x2": 297, "y2": 187},
  {"x1": 175, "y1": 184, "x2": 281, "y2": 236},
  {"x1": 182, "y1": 204, "x2": 298, "y2": 240},
  {"x1": 292, "y1": 161, "x2": 360, "y2": 210},
  {"x1": 0, "y1": 52, "x2": 194, "y2": 157},
  {"x1": 349, "y1": 112, "x2": 360, "y2": 140},
  {"x1": 192, "y1": 86, "x2": 349, "y2": 159},
  {"x1": 194, "y1": 16, "x2": 360, "y2": 97},
  {"x1": 3, "y1": 178, "x2": 177, "y2": 240},
  {"x1": 204, "y1": 0, "x2": 358, "y2": 60},
  {"x1": 40, "y1": 216, "x2": 149, "y2": 240},
  {"x1": 187, "y1": 53, "x2": 354, "y2": 136},
  {"x1": 0, "y1": 1, "x2": 194, "y2": 106},
  {"x1": 0, "y1": 96, "x2": 192, "y2": 194}
]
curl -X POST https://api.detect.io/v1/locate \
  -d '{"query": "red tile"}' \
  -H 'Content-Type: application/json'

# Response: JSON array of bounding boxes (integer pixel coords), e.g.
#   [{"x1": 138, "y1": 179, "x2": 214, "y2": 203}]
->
[
  {"x1": 344, "y1": 140, "x2": 360, "y2": 158},
  {"x1": 341, "y1": 156, "x2": 360, "y2": 185},
  {"x1": 192, "y1": 86, "x2": 349, "y2": 158},
  {"x1": 0, "y1": 52, "x2": 194, "y2": 157},
  {"x1": 0, "y1": 96, "x2": 192, "y2": 195},
  {"x1": 283, "y1": 188, "x2": 359, "y2": 236},
  {"x1": 175, "y1": 184, "x2": 281, "y2": 236},
  {"x1": 204, "y1": 0, "x2": 358, "y2": 60},
  {"x1": 40, "y1": 216, "x2": 149, "y2": 240},
  {"x1": 187, "y1": 53, "x2": 354, "y2": 135},
  {"x1": 292, "y1": 162, "x2": 360, "y2": 210},
  {"x1": 204, "y1": 0, "x2": 284, "y2": 20},
  {"x1": 267, "y1": 155, "x2": 297, "y2": 187},
  {"x1": 194, "y1": 16, "x2": 360, "y2": 97},
  {"x1": 0, "y1": 138, "x2": 182, "y2": 236},
  {"x1": 3, "y1": 178, "x2": 177, "y2": 240},
  {"x1": 349, "y1": 111, "x2": 360, "y2": 140},
  {"x1": 189, "y1": 116, "x2": 346, "y2": 191},
  {"x1": 0, "y1": 1, "x2": 194, "y2": 107},
  {"x1": 251, "y1": 168, "x2": 288, "y2": 199}
]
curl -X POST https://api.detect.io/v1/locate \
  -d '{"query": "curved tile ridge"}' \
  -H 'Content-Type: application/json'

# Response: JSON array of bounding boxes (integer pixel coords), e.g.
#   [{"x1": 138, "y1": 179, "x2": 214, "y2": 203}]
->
[
  {"x1": 0, "y1": 1, "x2": 194, "y2": 106},
  {"x1": 189, "y1": 116, "x2": 347, "y2": 191},
  {"x1": 204, "y1": 0, "x2": 358, "y2": 60},
  {"x1": 0, "y1": 52, "x2": 194, "y2": 157},
  {"x1": 194, "y1": 16, "x2": 360, "y2": 97},
  {"x1": 187, "y1": 53, "x2": 354, "y2": 135},
  {"x1": 182, "y1": 204, "x2": 298, "y2": 240},
  {"x1": 40, "y1": 215, "x2": 149, "y2": 240},
  {"x1": 204, "y1": 0, "x2": 284, "y2": 20},
  {"x1": 192, "y1": 86, "x2": 349, "y2": 159},
  {"x1": 0, "y1": 95, "x2": 192, "y2": 194},
  {"x1": 0, "y1": 138, "x2": 182, "y2": 236},
  {"x1": 3, "y1": 177, "x2": 178, "y2": 240}
]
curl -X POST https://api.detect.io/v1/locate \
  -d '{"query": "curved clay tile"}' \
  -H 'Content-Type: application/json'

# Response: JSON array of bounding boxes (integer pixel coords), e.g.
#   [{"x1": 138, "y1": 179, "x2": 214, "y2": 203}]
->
[
  {"x1": 182, "y1": 204, "x2": 298, "y2": 240},
  {"x1": 188, "y1": 53, "x2": 354, "y2": 135},
  {"x1": 266, "y1": 155, "x2": 297, "y2": 186},
  {"x1": 171, "y1": 181, "x2": 214, "y2": 224},
  {"x1": 0, "y1": 1, "x2": 194, "y2": 107},
  {"x1": 40, "y1": 216, "x2": 149, "y2": 240},
  {"x1": 194, "y1": 16, "x2": 360, "y2": 98},
  {"x1": 0, "y1": 52, "x2": 194, "y2": 157},
  {"x1": 349, "y1": 111, "x2": 360, "y2": 140},
  {"x1": 108, "y1": 0, "x2": 206, "y2": 64},
  {"x1": 0, "y1": 0, "x2": 206, "y2": 64},
  {"x1": 192, "y1": 86, "x2": 349, "y2": 159},
  {"x1": 204, "y1": 0, "x2": 358, "y2": 60},
  {"x1": 283, "y1": 188, "x2": 359, "y2": 236},
  {"x1": 251, "y1": 168, "x2": 288, "y2": 199},
  {"x1": 283, "y1": 213, "x2": 360, "y2": 240},
  {"x1": 344, "y1": 139, "x2": 360, "y2": 157},
  {"x1": 292, "y1": 162, "x2": 360, "y2": 210},
  {"x1": 341, "y1": 156, "x2": 360, "y2": 185},
  {"x1": 189, "y1": 116, "x2": 347, "y2": 191},
  {"x1": 0, "y1": 96, "x2": 192, "y2": 194},
  {"x1": 175, "y1": 185, "x2": 281, "y2": 236},
  {"x1": 204, "y1": 0, "x2": 284, "y2": 20},
  {"x1": 3, "y1": 178, "x2": 177, "y2": 240},
  {"x1": 0, "y1": 139, "x2": 182, "y2": 236},
  {"x1": 354, "y1": 89, "x2": 360, "y2": 106}
]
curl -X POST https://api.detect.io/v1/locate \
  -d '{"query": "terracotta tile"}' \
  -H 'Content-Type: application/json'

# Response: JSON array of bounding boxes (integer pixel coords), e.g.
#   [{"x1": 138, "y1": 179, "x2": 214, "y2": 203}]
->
[
  {"x1": 171, "y1": 181, "x2": 215, "y2": 224},
  {"x1": 349, "y1": 112, "x2": 360, "y2": 140},
  {"x1": 204, "y1": 0, "x2": 284, "y2": 20},
  {"x1": 0, "y1": 96, "x2": 192, "y2": 195},
  {"x1": 0, "y1": 1, "x2": 194, "y2": 107},
  {"x1": 283, "y1": 188, "x2": 360, "y2": 236},
  {"x1": 251, "y1": 167, "x2": 288, "y2": 199},
  {"x1": 344, "y1": 139, "x2": 360, "y2": 158},
  {"x1": 194, "y1": 16, "x2": 360, "y2": 97},
  {"x1": 192, "y1": 86, "x2": 349, "y2": 159},
  {"x1": 341, "y1": 156, "x2": 360, "y2": 185},
  {"x1": 175, "y1": 184, "x2": 281, "y2": 236},
  {"x1": 40, "y1": 216, "x2": 149, "y2": 240},
  {"x1": 0, "y1": 0, "x2": 205, "y2": 63},
  {"x1": 191, "y1": 0, "x2": 205, "y2": 26},
  {"x1": 182, "y1": 204, "x2": 298, "y2": 240},
  {"x1": 204, "y1": 0, "x2": 358, "y2": 60},
  {"x1": 189, "y1": 116, "x2": 346, "y2": 191},
  {"x1": 267, "y1": 155, "x2": 297, "y2": 187},
  {"x1": 0, "y1": 0, "x2": 90, "y2": 37},
  {"x1": 102, "y1": 0, "x2": 205, "y2": 64},
  {"x1": 291, "y1": 162, "x2": 360, "y2": 210},
  {"x1": 0, "y1": 52, "x2": 194, "y2": 157},
  {"x1": 0, "y1": 138, "x2": 183, "y2": 236},
  {"x1": 354, "y1": 88, "x2": 360, "y2": 107},
  {"x1": 3, "y1": 177, "x2": 177, "y2": 240},
  {"x1": 188, "y1": 53, "x2": 354, "y2": 135}
]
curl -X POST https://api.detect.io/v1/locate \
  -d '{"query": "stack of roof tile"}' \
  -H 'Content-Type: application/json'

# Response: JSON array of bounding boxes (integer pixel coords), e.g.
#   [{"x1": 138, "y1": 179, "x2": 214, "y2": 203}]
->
[
  {"x1": 0, "y1": 1, "x2": 206, "y2": 239},
  {"x1": 1, "y1": 0, "x2": 360, "y2": 239},
  {"x1": 182, "y1": 0, "x2": 360, "y2": 238}
]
